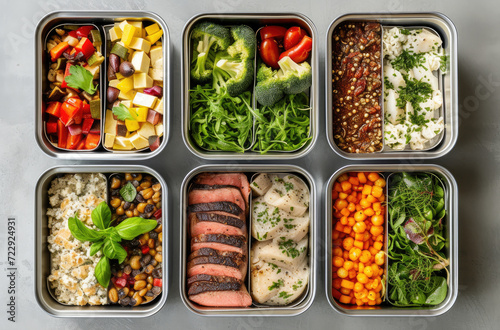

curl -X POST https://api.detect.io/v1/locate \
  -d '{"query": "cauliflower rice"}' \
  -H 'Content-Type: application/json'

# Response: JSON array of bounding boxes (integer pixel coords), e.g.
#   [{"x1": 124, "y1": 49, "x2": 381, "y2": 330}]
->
[{"x1": 46, "y1": 173, "x2": 108, "y2": 306}]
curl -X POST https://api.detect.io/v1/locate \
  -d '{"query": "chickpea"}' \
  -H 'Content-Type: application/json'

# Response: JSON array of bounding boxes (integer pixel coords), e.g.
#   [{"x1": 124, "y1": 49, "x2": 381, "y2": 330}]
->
[
  {"x1": 155, "y1": 224, "x2": 162, "y2": 233},
  {"x1": 133, "y1": 209, "x2": 140, "y2": 217},
  {"x1": 158, "y1": 232, "x2": 162, "y2": 243},
  {"x1": 152, "y1": 191, "x2": 161, "y2": 203},
  {"x1": 108, "y1": 287, "x2": 118, "y2": 303},
  {"x1": 137, "y1": 203, "x2": 147, "y2": 213},
  {"x1": 125, "y1": 210, "x2": 134, "y2": 218},
  {"x1": 142, "y1": 233, "x2": 150, "y2": 241},
  {"x1": 134, "y1": 280, "x2": 147, "y2": 291},
  {"x1": 147, "y1": 276, "x2": 154, "y2": 284},
  {"x1": 149, "y1": 249, "x2": 157, "y2": 257},
  {"x1": 135, "y1": 273, "x2": 147, "y2": 281},
  {"x1": 125, "y1": 173, "x2": 133, "y2": 181},
  {"x1": 152, "y1": 183, "x2": 161, "y2": 192},
  {"x1": 111, "y1": 177, "x2": 121, "y2": 189},
  {"x1": 148, "y1": 239, "x2": 155, "y2": 249},
  {"x1": 141, "y1": 188, "x2": 154, "y2": 200},
  {"x1": 139, "y1": 288, "x2": 148, "y2": 297},
  {"x1": 130, "y1": 256, "x2": 142, "y2": 270},
  {"x1": 134, "y1": 174, "x2": 143, "y2": 181},
  {"x1": 116, "y1": 207, "x2": 124, "y2": 215},
  {"x1": 140, "y1": 181, "x2": 152, "y2": 189},
  {"x1": 132, "y1": 292, "x2": 143, "y2": 306},
  {"x1": 145, "y1": 265, "x2": 155, "y2": 274},
  {"x1": 154, "y1": 253, "x2": 162, "y2": 263},
  {"x1": 147, "y1": 283, "x2": 152, "y2": 291},
  {"x1": 110, "y1": 198, "x2": 121, "y2": 208}
]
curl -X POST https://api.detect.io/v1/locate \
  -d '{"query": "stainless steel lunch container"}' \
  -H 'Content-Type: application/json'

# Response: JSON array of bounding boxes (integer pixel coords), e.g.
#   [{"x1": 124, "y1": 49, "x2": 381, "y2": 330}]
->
[
  {"x1": 179, "y1": 164, "x2": 317, "y2": 316},
  {"x1": 325, "y1": 12, "x2": 458, "y2": 160},
  {"x1": 35, "y1": 165, "x2": 169, "y2": 317},
  {"x1": 325, "y1": 164, "x2": 458, "y2": 316},
  {"x1": 35, "y1": 11, "x2": 171, "y2": 159},
  {"x1": 181, "y1": 13, "x2": 319, "y2": 160}
]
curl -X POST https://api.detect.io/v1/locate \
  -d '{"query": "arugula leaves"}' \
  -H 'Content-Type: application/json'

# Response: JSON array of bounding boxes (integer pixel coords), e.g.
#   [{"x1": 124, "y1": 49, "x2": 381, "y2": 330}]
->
[
  {"x1": 112, "y1": 103, "x2": 137, "y2": 121},
  {"x1": 64, "y1": 65, "x2": 98, "y2": 95},
  {"x1": 68, "y1": 201, "x2": 158, "y2": 287}
]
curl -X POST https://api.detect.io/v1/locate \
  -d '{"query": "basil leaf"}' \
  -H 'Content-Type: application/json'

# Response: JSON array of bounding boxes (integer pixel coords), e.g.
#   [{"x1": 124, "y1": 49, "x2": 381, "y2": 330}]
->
[
  {"x1": 89, "y1": 240, "x2": 105, "y2": 256},
  {"x1": 120, "y1": 182, "x2": 137, "y2": 202},
  {"x1": 102, "y1": 238, "x2": 127, "y2": 264},
  {"x1": 107, "y1": 227, "x2": 122, "y2": 242},
  {"x1": 115, "y1": 217, "x2": 158, "y2": 240},
  {"x1": 68, "y1": 213, "x2": 103, "y2": 242},
  {"x1": 95, "y1": 256, "x2": 111, "y2": 287},
  {"x1": 91, "y1": 201, "x2": 112, "y2": 230}
]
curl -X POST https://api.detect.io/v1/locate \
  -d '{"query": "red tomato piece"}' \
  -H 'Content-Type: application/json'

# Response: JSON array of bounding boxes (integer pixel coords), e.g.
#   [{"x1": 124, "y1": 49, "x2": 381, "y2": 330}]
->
[
  {"x1": 259, "y1": 38, "x2": 281, "y2": 69},
  {"x1": 279, "y1": 35, "x2": 313, "y2": 63},
  {"x1": 284, "y1": 26, "x2": 308, "y2": 50},
  {"x1": 259, "y1": 25, "x2": 287, "y2": 40}
]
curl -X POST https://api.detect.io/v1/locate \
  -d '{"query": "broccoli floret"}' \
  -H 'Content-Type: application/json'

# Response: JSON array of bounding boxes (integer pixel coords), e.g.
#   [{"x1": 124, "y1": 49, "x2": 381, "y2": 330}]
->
[
  {"x1": 277, "y1": 56, "x2": 312, "y2": 95},
  {"x1": 227, "y1": 25, "x2": 256, "y2": 59},
  {"x1": 215, "y1": 56, "x2": 254, "y2": 97},
  {"x1": 190, "y1": 21, "x2": 231, "y2": 82},
  {"x1": 255, "y1": 63, "x2": 285, "y2": 106}
]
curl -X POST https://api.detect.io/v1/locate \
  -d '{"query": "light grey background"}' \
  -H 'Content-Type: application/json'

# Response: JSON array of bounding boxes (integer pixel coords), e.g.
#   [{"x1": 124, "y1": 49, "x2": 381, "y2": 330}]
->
[{"x1": 0, "y1": 0, "x2": 499, "y2": 329}]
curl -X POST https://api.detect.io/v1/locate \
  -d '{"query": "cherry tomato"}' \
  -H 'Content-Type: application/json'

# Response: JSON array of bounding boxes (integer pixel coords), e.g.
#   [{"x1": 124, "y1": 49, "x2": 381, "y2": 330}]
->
[
  {"x1": 259, "y1": 25, "x2": 287, "y2": 40},
  {"x1": 284, "y1": 26, "x2": 308, "y2": 50},
  {"x1": 259, "y1": 38, "x2": 280, "y2": 69},
  {"x1": 279, "y1": 35, "x2": 313, "y2": 63}
]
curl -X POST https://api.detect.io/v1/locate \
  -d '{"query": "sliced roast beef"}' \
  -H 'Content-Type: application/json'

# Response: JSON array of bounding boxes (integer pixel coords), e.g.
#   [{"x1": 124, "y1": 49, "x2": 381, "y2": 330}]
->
[
  {"x1": 187, "y1": 274, "x2": 241, "y2": 286},
  {"x1": 189, "y1": 187, "x2": 246, "y2": 213},
  {"x1": 188, "y1": 275, "x2": 241, "y2": 295},
  {"x1": 190, "y1": 212, "x2": 246, "y2": 237},
  {"x1": 187, "y1": 254, "x2": 246, "y2": 269},
  {"x1": 193, "y1": 173, "x2": 251, "y2": 204},
  {"x1": 187, "y1": 263, "x2": 245, "y2": 280},
  {"x1": 189, "y1": 285, "x2": 252, "y2": 307},
  {"x1": 188, "y1": 247, "x2": 246, "y2": 262},
  {"x1": 191, "y1": 234, "x2": 247, "y2": 255},
  {"x1": 188, "y1": 202, "x2": 243, "y2": 217}
]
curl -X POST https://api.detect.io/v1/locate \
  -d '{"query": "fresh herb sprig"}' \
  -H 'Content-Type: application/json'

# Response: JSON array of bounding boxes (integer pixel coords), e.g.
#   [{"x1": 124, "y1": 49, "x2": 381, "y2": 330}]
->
[
  {"x1": 112, "y1": 103, "x2": 137, "y2": 122},
  {"x1": 68, "y1": 201, "x2": 157, "y2": 287},
  {"x1": 65, "y1": 65, "x2": 98, "y2": 95},
  {"x1": 387, "y1": 172, "x2": 449, "y2": 307}
]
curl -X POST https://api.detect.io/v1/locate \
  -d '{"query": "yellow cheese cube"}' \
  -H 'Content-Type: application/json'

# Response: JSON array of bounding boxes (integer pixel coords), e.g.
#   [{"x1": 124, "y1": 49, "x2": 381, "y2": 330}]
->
[
  {"x1": 142, "y1": 28, "x2": 147, "y2": 39},
  {"x1": 128, "y1": 21, "x2": 143, "y2": 37},
  {"x1": 121, "y1": 100, "x2": 133, "y2": 108},
  {"x1": 146, "y1": 29, "x2": 163, "y2": 45},
  {"x1": 133, "y1": 72, "x2": 153, "y2": 89},
  {"x1": 118, "y1": 20, "x2": 129, "y2": 31},
  {"x1": 109, "y1": 79, "x2": 120, "y2": 88},
  {"x1": 149, "y1": 46, "x2": 162, "y2": 66},
  {"x1": 104, "y1": 133, "x2": 116, "y2": 148},
  {"x1": 113, "y1": 136, "x2": 134, "y2": 150},
  {"x1": 104, "y1": 110, "x2": 117, "y2": 134},
  {"x1": 125, "y1": 119, "x2": 140, "y2": 132},
  {"x1": 129, "y1": 132, "x2": 149, "y2": 149},
  {"x1": 129, "y1": 37, "x2": 151, "y2": 53},
  {"x1": 116, "y1": 77, "x2": 134, "y2": 93},
  {"x1": 137, "y1": 122, "x2": 156, "y2": 138},
  {"x1": 145, "y1": 23, "x2": 160, "y2": 36},
  {"x1": 155, "y1": 123, "x2": 164, "y2": 137},
  {"x1": 121, "y1": 24, "x2": 136, "y2": 47},
  {"x1": 154, "y1": 97, "x2": 164, "y2": 115},
  {"x1": 118, "y1": 89, "x2": 137, "y2": 101},
  {"x1": 135, "y1": 107, "x2": 148, "y2": 122},
  {"x1": 133, "y1": 92, "x2": 157, "y2": 108},
  {"x1": 149, "y1": 67, "x2": 163, "y2": 81},
  {"x1": 131, "y1": 51, "x2": 150, "y2": 73},
  {"x1": 108, "y1": 26, "x2": 122, "y2": 42}
]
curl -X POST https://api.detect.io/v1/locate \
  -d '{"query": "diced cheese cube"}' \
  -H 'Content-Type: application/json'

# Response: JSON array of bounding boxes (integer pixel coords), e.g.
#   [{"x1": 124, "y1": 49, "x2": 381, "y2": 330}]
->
[
  {"x1": 116, "y1": 77, "x2": 134, "y2": 93},
  {"x1": 129, "y1": 37, "x2": 151, "y2": 53},
  {"x1": 135, "y1": 107, "x2": 148, "y2": 122},
  {"x1": 142, "y1": 28, "x2": 147, "y2": 39},
  {"x1": 137, "y1": 122, "x2": 156, "y2": 138},
  {"x1": 129, "y1": 132, "x2": 149, "y2": 149},
  {"x1": 128, "y1": 21, "x2": 143, "y2": 37},
  {"x1": 125, "y1": 119, "x2": 140, "y2": 132},
  {"x1": 145, "y1": 23, "x2": 160, "y2": 36},
  {"x1": 133, "y1": 72, "x2": 153, "y2": 89},
  {"x1": 104, "y1": 133, "x2": 116, "y2": 148},
  {"x1": 108, "y1": 26, "x2": 122, "y2": 42},
  {"x1": 113, "y1": 136, "x2": 134, "y2": 150},
  {"x1": 105, "y1": 110, "x2": 117, "y2": 134},
  {"x1": 118, "y1": 20, "x2": 129, "y2": 31},
  {"x1": 121, "y1": 24, "x2": 136, "y2": 47},
  {"x1": 131, "y1": 51, "x2": 150, "y2": 73},
  {"x1": 133, "y1": 92, "x2": 157, "y2": 108},
  {"x1": 84, "y1": 64, "x2": 100, "y2": 79},
  {"x1": 153, "y1": 59, "x2": 163, "y2": 71},
  {"x1": 121, "y1": 100, "x2": 133, "y2": 108},
  {"x1": 118, "y1": 89, "x2": 137, "y2": 101},
  {"x1": 149, "y1": 46, "x2": 162, "y2": 66},
  {"x1": 149, "y1": 67, "x2": 163, "y2": 81},
  {"x1": 154, "y1": 97, "x2": 164, "y2": 114},
  {"x1": 155, "y1": 123, "x2": 164, "y2": 137},
  {"x1": 146, "y1": 29, "x2": 163, "y2": 45},
  {"x1": 109, "y1": 79, "x2": 120, "y2": 88}
]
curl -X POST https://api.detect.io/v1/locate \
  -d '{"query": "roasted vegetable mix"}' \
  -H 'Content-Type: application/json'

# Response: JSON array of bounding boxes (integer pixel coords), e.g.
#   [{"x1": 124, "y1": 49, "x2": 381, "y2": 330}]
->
[
  {"x1": 43, "y1": 25, "x2": 103, "y2": 150},
  {"x1": 105, "y1": 20, "x2": 165, "y2": 151},
  {"x1": 188, "y1": 21, "x2": 313, "y2": 154},
  {"x1": 387, "y1": 172, "x2": 448, "y2": 307}
]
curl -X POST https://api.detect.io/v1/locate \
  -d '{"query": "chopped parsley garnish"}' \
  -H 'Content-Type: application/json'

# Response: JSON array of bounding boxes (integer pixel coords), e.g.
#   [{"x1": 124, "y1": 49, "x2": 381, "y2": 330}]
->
[
  {"x1": 396, "y1": 75, "x2": 433, "y2": 122},
  {"x1": 278, "y1": 291, "x2": 293, "y2": 299},
  {"x1": 292, "y1": 280, "x2": 303, "y2": 291},
  {"x1": 278, "y1": 237, "x2": 302, "y2": 259},
  {"x1": 268, "y1": 279, "x2": 284, "y2": 291},
  {"x1": 391, "y1": 50, "x2": 426, "y2": 72},
  {"x1": 384, "y1": 76, "x2": 394, "y2": 90},
  {"x1": 440, "y1": 55, "x2": 449, "y2": 72},
  {"x1": 284, "y1": 182, "x2": 294, "y2": 192},
  {"x1": 400, "y1": 28, "x2": 411, "y2": 35},
  {"x1": 268, "y1": 263, "x2": 281, "y2": 274}
]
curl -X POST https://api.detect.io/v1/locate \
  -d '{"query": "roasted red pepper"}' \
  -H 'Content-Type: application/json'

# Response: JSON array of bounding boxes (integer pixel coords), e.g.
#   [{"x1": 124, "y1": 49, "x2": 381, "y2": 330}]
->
[
  {"x1": 75, "y1": 37, "x2": 95, "y2": 60},
  {"x1": 60, "y1": 100, "x2": 80, "y2": 126},
  {"x1": 68, "y1": 30, "x2": 78, "y2": 38},
  {"x1": 84, "y1": 133, "x2": 100, "y2": 149},
  {"x1": 153, "y1": 278, "x2": 162, "y2": 288},
  {"x1": 61, "y1": 63, "x2": 72, "y2": 89},
  {"x1": 141, "y1": 245, "x2": 150, "y2": 255},
  {"x1": 76, "y1": 25, "x2": 94, "y2": 38},
  {"x1": 45, "y1": 101, "x2": 62, "y2": 117},
  {"x1": 82, "y1": 101, "x2": 92, "y2": 118},
  {"x1": 66, "y1": 133, "x2": 82, "y2": 149},
  {"x1": 75, "y1": 138, "x2": 86, "y2": 150},
  {"x1": 50, "y1": 42, "x2": 69, "y2": 62},
  {"x1": 46, "y1": 118, "x2": 58, "y2": 134},
  {"x1": 57, "y1": 120, "x2": 68, "y2": 148},
  {"x1": 82, "y1": 118, "x2": 94, "y2": 134},
  {"x1": 115, "y1": 277, "x2": 127, "y2": 289},
  {"x1": 153, "y1": 209, "x2": 162, "y2": 220},
  {"x1": 279, "y1": 35, "x2": 313, "y2": 63}
]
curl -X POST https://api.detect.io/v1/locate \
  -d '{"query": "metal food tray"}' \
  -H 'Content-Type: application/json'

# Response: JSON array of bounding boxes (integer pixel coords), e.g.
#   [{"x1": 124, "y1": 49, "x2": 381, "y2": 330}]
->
[
  {"x1": 35, "y1": 11, "x2": 171, "y2": 160},
  {"x1": 181, "y1": 13, "x2": 319, "y2": 160},
  {"x1": 179, "y1": 164, "x2": 317, "y2": 316},
  {"x1": 34, "y1": 165, "x2": 169, "y2": 317},
  {"x1": 325, "y1": 12, "x2": 458, "y2": 160},
  {"x1": 325, "y1": 164, "x2": 458, "y2": 316}
]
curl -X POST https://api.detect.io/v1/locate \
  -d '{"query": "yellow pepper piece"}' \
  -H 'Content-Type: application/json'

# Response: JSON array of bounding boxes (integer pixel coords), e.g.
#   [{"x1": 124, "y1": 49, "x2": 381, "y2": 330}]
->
[
  {"x1": 121, "y1": 24, "x2": 136, "y2": 47},
  {"x1": 146, "y1": 29, "x2": 163, "y2": 45}
]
